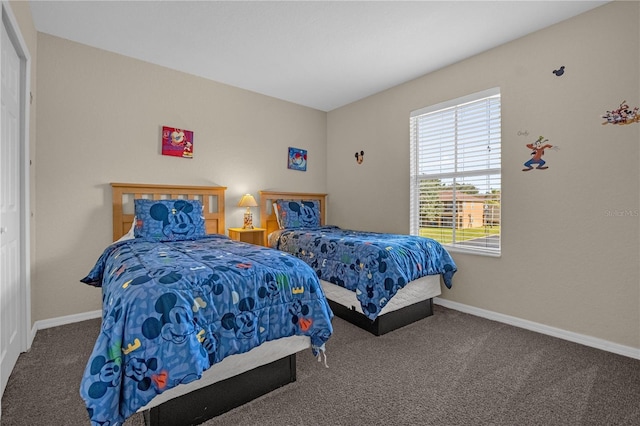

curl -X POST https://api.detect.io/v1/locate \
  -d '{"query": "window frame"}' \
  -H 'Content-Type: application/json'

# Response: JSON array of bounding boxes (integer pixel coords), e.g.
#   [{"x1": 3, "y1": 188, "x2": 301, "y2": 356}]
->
[{"x1": 410, "y1": 87, "x2": 502, "y2": 257}]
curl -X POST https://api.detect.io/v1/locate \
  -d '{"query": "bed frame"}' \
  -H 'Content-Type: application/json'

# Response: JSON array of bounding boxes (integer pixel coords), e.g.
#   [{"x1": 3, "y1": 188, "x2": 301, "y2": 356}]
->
[
  {"x1": 259, "y1": 190, "x2": 435, "y2": 336},
  {"x1": 110, "y1": 183, "x2": 306, "y2": 426},
  {"x1": 143, "y1": 355, "x2": 297, "y2": 426},
  {"x1": 327, "y1": 295, "x2": 434, "y2": 336},
  {"x1": 259, "y1": 190, "x2": 327, "y2": 246},
  {"x1": 111, "y1": 182, "x2": 227, "y2": 240}
]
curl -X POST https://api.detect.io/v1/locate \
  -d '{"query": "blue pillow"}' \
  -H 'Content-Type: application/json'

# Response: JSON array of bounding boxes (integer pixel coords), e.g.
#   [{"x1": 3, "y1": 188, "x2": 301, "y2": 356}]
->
[
  {"x1": 134, "y1": 199, "x2": 206, "y2": 241},
  {"x1": 274, "y1": 199, "x2": 321, "y2": 229}
]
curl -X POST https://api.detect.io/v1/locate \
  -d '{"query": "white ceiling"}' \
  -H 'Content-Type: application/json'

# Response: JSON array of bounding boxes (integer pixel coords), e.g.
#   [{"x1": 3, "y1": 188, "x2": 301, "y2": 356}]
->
[{"x1": 29, "y1": 0, "x2": 609, "y2": 111}]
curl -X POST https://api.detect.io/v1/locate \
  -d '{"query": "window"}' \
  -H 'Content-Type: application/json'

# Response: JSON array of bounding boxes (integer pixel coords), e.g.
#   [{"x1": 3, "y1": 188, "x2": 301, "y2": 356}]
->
[{"x1": 410, "y1": 88, "x2": 501, "y2": 256}]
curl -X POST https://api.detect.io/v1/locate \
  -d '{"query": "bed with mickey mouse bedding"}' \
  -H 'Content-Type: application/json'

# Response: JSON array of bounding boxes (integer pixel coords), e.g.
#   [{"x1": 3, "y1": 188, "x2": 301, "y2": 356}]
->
[
  {"x1": 260, "y1": 191, "x2": 457, "y2": 336},
  {"x1": 79, "y1": 184, "x2": 333, "y2": 426}
]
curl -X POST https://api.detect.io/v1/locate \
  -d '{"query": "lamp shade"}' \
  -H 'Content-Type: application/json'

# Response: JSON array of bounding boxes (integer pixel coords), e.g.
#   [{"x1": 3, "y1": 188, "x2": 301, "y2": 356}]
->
[{"x1": 238, "y1": 194, "x2": 258, "y2": 208}]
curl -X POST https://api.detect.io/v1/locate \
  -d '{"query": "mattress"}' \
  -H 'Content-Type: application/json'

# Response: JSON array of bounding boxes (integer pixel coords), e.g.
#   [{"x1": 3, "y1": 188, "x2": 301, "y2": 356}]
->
[{"x1": 320, "y1": 274, "x2": 441, "y2": 316}]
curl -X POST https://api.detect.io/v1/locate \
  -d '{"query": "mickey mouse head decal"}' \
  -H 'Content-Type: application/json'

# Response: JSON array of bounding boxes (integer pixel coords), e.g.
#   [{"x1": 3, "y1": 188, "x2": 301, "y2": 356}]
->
[{"x1": 355, "y1": 150, "x2": 364, "y2": 164}]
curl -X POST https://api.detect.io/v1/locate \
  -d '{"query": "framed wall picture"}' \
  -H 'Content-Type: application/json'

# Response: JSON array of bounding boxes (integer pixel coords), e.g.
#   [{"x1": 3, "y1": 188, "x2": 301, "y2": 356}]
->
[
  {"x1": 287, "y1": 147, "x2": 307, "y2": 171},
  {"x1": 162, "y1": 126, "x2": 194, "y2": 158}
]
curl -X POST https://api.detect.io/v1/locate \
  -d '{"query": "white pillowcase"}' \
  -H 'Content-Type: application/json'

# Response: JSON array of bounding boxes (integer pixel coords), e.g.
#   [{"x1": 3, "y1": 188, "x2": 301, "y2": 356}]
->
[
  {"x1": 115, "y1": 219, "x2": 136, "y2": 242},
  {"x1": 273, "y1": 202, "x2": 283, "y2": 229}
]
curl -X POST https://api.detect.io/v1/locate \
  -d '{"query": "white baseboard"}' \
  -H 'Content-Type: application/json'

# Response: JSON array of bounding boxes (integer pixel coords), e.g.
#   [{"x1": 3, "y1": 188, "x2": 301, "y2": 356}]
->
[
  {"x1": 434, "y1": 297, "x2": 640, "y2": 360},
  {"x1": 29, "y1": 310, "x2": 101, "y2": 347},
  {"x1": 29, "y1": 302, "x2": 640, "y2": 361}
]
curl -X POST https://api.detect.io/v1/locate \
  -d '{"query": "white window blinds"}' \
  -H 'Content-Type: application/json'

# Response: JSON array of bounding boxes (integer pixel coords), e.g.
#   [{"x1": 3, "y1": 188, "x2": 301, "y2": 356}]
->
[{"x1": 410, "y1": 88, "x2": 501, "y2": 256}]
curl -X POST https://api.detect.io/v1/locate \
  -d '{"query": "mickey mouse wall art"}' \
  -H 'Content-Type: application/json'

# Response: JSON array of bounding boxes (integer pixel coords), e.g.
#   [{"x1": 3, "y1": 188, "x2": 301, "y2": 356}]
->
[
  {"x1": 355, "y1": 150, "x2": 364, "y2": 164},
  {"x1": 288, "y1": 147, "x2": 307, "y2": 171},
  {"x1": 602, "y1": 100, "x2": 639, "y2": 125},
  {"x1": 162, "y1": 125, "x2": 193, "y2": 158}
]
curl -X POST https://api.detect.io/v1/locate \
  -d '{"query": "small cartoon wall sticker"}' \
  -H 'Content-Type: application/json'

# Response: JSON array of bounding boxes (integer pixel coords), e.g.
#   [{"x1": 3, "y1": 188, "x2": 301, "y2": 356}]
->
[
  {"x1": 355, "y1": 150, "x2": 364, "y2": 164},
  {"x1": 552, "y1": 66, "x2": 565, "y2": 76},
  {"x1": 162, "y1": 126, "x2": 193, "y2": 158},
  {"x1": 522, "y1": 136, "x2": 559, "y2": 171},
  {"x1": 602, "y1": 100, "x2": 639, "y2": 125}
]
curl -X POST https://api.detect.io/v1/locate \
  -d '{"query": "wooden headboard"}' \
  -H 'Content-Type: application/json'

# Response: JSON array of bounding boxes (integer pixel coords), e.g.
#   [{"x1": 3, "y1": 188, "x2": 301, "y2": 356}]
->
[
  {"x1": 258, "y1": 191, "x2": 327, "y2": 245},
  {"x1": 111, "y1": 183, "x2": 227, "y2": 241}
]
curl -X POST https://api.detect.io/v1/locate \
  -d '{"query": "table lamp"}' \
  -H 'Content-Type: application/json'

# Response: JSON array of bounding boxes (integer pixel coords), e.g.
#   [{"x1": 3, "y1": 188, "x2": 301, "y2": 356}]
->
[{"x1": 238, "y1": 194, "x2": 258, "y2": 229}]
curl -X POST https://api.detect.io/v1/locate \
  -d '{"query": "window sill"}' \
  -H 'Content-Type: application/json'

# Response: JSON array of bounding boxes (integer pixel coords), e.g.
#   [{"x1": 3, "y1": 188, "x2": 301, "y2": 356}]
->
[{"x1": 445, "y1": 245, "x2": 501, "y2": 258}]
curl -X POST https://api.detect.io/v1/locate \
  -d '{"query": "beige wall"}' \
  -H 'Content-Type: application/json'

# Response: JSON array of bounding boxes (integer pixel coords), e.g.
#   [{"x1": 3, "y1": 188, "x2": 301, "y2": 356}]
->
[
  {"x1": 327, "y1": 2, "x2": 639, "y2": 350},
  {"x1": 34, "y1": 34, "x2": 327, "y2": 322},
  {"x1": 26, "y1": 1, "x2": 640, "y2": 353}
]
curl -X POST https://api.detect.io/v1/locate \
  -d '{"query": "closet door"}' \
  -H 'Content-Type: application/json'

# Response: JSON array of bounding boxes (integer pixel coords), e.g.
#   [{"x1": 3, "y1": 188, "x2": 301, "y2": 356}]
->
[{"x1": 0, "y1": 15, "x2": 23, "y2": 397}]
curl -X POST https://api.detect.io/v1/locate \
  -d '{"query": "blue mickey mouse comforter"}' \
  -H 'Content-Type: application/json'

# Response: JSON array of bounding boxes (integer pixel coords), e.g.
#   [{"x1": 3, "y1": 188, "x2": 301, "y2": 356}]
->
[
  {"x1": 80, "y1": 235, "x2": 333, "y2": 426},
  {"x1": 269, "y1": 226, "x2": 457, "y2": 320}
]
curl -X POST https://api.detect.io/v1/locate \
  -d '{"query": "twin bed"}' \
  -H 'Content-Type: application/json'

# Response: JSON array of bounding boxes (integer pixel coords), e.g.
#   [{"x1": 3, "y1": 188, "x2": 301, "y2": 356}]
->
[
  {"x1": 259, "y1": 191, "x2": 456, "y2": 336},
  {"x1": 80, "y1": 184, "x2": 333, "y2": 426},
  {"x1": 80, "y1": 183, "x2": 456, "y2": 425}
]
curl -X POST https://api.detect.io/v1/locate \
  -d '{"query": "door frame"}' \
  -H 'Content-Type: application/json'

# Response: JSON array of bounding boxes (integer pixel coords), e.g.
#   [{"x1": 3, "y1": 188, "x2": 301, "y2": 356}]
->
[{"x1": 1, "y1": 0, "x2": 32, "y2": 360}]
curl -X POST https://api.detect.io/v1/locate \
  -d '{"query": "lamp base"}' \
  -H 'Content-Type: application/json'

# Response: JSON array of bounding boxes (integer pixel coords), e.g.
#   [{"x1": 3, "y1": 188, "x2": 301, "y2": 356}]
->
[{"x1": 243, "y1": 212, "x2": 254, "y2": 229}]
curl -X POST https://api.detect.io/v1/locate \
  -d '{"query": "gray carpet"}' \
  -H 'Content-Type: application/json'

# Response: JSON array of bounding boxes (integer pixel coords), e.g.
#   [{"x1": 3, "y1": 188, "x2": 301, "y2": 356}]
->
[{"x1": 2, "y1": 305, "x2": 639, "y2": 425}]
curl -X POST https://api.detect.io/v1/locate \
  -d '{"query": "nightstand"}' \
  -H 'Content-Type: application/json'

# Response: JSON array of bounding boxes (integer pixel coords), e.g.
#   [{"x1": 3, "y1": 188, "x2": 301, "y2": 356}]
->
[{"x1": 228, "y1": 227, "x2": 266, "y2": 246}]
